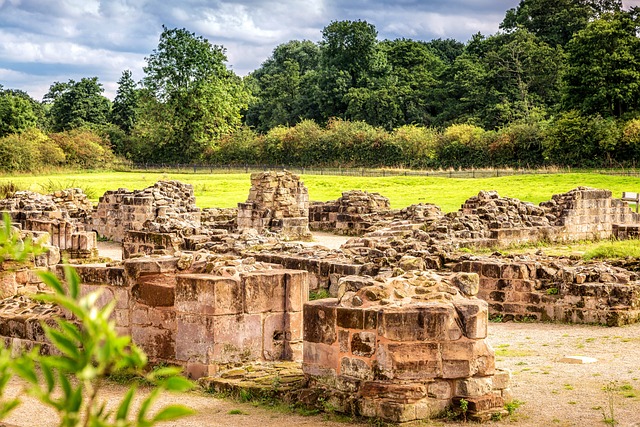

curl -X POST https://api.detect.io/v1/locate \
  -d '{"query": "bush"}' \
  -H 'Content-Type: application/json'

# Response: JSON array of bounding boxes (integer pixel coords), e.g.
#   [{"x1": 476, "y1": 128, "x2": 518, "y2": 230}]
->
[
  {"x1": 49, "y1": 128, "x2": 115, "y2": 169},
  {"x1": 622, "y1": 118, "x2": 640, "y2": 164},
  {"x1": 490, "y1": 121, "x2": 546, "y2": 167},
  {"x1": 437, "y1": 123, "x2": 487, "y2": 168},
  {"x1": 543, "y1": 112, "x2": 622, "y2": 167},
  {"x1": 0, "y1": 128, "x2": 65, "y2": 172},
  {"x1": 210, "y1": 126, "x2": 261, "y2": 165},
  {"x1": 323, "y1": 118, "x2": 399, "y2": 167},
  {"x1": 390, "y1": 125, "x2": 439, "y2": 168}
]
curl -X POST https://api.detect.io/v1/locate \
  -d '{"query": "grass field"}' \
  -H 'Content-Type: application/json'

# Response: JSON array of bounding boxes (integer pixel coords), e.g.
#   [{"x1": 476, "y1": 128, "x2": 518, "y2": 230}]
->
[{"x1": 2, "y1": 171, "x2": 640, "y2": 212}]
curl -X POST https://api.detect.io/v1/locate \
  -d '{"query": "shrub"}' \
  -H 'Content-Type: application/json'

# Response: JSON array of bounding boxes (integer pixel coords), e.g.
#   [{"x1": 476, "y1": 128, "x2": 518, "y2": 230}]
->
[
  {"x1": 622, "y1": 118, "x2": 640, "y2": 164},
  {"x1": 0, "y1": 214, "x2": 195, "y2": 425},
  {"x1": 491, "y1": 121, "x2": 546, "y2": 167},
  {"x1": 49, "y1": 128, "x2": 115, "y2": 169},
  {"x1": 437, "y1": 123, "x2": 487, "y2": 168},
  {"x1": 543, "y1": 112, "x2": 622, "y2": 167},
  {"x1": 390, "y1": 125, "x2": 439, "y2": 168},
  {"x1": 212, "y1": 126, "x2": 261, "y2": 165},
  {"x1": 0, "y1": 128, "x2": 65, "y2": 172}
]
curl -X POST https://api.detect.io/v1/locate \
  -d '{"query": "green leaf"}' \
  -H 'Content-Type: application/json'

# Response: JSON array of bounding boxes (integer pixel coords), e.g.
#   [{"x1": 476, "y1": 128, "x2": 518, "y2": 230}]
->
[
  {"x1": 151, "y1": 405, "x2": 195, "y2": 422},
  {"x1": 115, "y1": 386, "x2": 136, "y2": 420},
  {"x1": 146, "y1": 367, "x2": 182, "y2": 381},
  {"x1": 137, "y1": 388, "x2": 160, "y2": 423},
  {"x1": 12, "y1": 358, "x2": 38, "y2": 385},
  {"x1": 59, "y1": 371, "x2": 72, "y2": 398},
  {"x1": 69, "y1": 386, "x2": 82, "y2": 412},
  {"x1": 162, "y1": 376, "x2": 195, "y2": 393},
  {"x1": 37, "y1": 271, "x2": 65, "y2": 295},
  {"x1": 40, "y1": 360, "x2": 55, "y2": 393},
  {"x1": 45, "y1": 328, "x2": 80, "y2": 359},
  {"x1": 65, "y1": 265, "x2": 81, "y2": 299}
]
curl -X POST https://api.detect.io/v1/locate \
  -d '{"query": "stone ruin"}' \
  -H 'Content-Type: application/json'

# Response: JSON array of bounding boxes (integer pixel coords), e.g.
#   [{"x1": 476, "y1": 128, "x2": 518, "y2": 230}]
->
[
  {"x1": 0, "y1": 189, "x2": 97, "y2": 259},
  {"x1": 3, "y1": 172, "x2": 640, "y2": 422},
  {"x1": 301, "y1": 270, "x2": 509, "y2": 422},
  {"x1": 309, "y1": 190, "x2": 393, "y2": 235},
  {"x1": 237, "y1": 171, "x2": 311, "y2": 240}
]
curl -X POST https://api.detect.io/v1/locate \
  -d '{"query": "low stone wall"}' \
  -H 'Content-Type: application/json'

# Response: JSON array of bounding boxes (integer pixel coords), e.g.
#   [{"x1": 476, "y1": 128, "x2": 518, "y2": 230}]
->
[
  {"x1": 250, "y1": 252, "x2": 364, "y2": 290},
  {"x1": 57, "y1": 256, "x2": 309, "y2": 379},
  {"x1": 301, "y1": 271, "x2": 509, "y2": 423},
  {"x1": 454, "y1": 258, "x2": 640, "y2": 326}
]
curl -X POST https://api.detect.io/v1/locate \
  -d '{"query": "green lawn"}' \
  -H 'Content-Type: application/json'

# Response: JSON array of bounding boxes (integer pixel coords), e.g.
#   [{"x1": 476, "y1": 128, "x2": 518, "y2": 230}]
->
[{"x1": 2, "y1": 171, "x2": 640, "y2": 212}]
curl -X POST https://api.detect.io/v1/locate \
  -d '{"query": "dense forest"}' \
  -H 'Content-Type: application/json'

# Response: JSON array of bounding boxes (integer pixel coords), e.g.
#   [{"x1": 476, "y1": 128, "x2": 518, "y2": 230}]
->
[{"x1": 2, "y1": 0, "x2": 640, "y2": 171}]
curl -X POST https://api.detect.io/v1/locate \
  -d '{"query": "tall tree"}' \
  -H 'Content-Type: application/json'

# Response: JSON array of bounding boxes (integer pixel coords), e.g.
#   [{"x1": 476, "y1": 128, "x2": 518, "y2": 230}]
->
[
  {"x1": 245, "y1": 40, "x2": 320, "y2": 131},
  {"x1": 111, "y1": 70, "x2": 139, "y2": 133},
  {"x1": 315, "y1": 20, "x2": 390, "y2": 121},
  {"x1": 563, "y1": 11, "x2": 640, "y2": 117},
  {"x1": 44, "y1": 77, "x2": 111, "y2": 131},
  {"x1": 378, "y1": 39, "x2": 445, "y2": 127},
  {"x1": 501, "y1": 0, "x2": 622, "y2": 46},
  {"x1": 138, "y1": 26, "x2": 250, "y2": 162}
]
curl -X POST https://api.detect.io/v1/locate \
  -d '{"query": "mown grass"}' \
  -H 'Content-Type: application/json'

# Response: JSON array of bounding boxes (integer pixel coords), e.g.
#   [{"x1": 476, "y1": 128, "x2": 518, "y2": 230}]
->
[
  {"x1": 1, "y1": 170, "x2": 640, "y2": 212},
  {"x1": 583, "y1": 239, "x2": 640, "y2": 260}
]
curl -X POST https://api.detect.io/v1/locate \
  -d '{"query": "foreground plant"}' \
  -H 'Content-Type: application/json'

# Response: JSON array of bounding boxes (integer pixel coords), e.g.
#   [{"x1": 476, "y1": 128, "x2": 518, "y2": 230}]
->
[{"x1": 0, "y1": 214, "x2": 195, "y2": 426}]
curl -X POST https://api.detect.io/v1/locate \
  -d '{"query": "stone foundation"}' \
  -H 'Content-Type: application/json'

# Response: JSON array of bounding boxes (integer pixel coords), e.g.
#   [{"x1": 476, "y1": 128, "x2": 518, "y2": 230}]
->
[
  {"x1": 301, "y1": 271, "x2": 510, "y2": 423},
  {"x1": 309, "y1": 190, "x2": 394, "y2": 235}
]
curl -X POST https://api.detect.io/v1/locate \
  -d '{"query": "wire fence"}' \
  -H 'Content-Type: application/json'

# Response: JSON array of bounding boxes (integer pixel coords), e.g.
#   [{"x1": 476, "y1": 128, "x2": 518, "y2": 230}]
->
[{"x1": 124, "y1": 163, "x2": 640, "y2": 179}]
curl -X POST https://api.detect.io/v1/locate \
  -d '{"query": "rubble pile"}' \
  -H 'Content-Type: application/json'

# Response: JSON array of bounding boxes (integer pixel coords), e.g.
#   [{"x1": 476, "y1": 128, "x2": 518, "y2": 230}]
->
[{"x1": 309, "y1": 190, "x2": 397, "y2": 235}]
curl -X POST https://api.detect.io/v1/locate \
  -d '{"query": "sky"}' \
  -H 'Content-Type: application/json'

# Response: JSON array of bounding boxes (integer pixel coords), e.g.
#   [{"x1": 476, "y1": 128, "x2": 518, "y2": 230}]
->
[{"x1": 1, "y1": 0, "x2": 639, "y2": 101}]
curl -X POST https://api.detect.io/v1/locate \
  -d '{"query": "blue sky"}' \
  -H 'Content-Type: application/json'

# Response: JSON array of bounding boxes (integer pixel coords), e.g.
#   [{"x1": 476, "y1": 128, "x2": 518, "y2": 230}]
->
[{"x1": 1, "y1": 0, "x2": 639, "y2": 100}]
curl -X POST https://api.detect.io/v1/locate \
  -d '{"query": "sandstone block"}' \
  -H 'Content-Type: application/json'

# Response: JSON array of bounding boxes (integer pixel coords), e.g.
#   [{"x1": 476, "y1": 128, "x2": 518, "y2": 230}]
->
[
  {"x1": 453, "y1": 299, "x2": 488, "y2": 339},
  {"x1": 377, "y1": 342, "x2": 442, "y2": 380},
  {"x1": 175, "y1": 313, "x2": 214, "y2": 363},
  {"x1": 211, "y1": 313, "x2": 262, "y2": 364},
  {"x1": 340, "y1": 356, "x2": 373, "y2": 380},
  {"x1": 378, "y1": 304, "x2": 462, "y2": 342},
  {"x1": 243, "y1": 271, "x2": 286, "y2": 313},
  {"x1": 303, "y1": 300, "x2": 337, "y2": 344},
  {"x1": 175, "y1": 275, "x2": 242, "y2": 316}
]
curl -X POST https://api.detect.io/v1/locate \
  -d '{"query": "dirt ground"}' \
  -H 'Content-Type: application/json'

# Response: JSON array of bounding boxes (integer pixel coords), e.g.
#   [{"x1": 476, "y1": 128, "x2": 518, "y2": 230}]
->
[{"x1": 3, "y1": 321, "x2": 639, "y2": 427}]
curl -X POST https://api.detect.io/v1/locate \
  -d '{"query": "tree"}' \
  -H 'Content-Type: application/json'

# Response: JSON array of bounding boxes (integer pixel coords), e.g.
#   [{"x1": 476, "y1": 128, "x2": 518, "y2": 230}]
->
[
  {"x1": 111, "y1": 70, "x2": 139, "y2": 133},
  {"x1": 481, "y1": 29, "x2": 565, "y2": 127},
  {"x1": 0, "y1": 90, "x2": 38, "y2": 136},
  {"x1": 501, "y1": 0, "x2": 622, "y2": 46},
  {"x1": 245, "y1": 40, "x2": 320, "y2": 131},
  {"x1": 425, "y1": 38, "x2": 465, "y2": 64},
  {"x1": 137, "y1": 26, "x2": 250, "y2": 162},
  {"x1": 314, "y1": 20, "x2": 390, "y2": 122},
  {"x1": 563, "y1": 11, "x2": 640, "y2": 117},
  {"x1": 379, "y1": 39, "x2": 446, "y2": 127},
  {"x1": 44, "y1": 78, "x2": 111, "y2": 131}
]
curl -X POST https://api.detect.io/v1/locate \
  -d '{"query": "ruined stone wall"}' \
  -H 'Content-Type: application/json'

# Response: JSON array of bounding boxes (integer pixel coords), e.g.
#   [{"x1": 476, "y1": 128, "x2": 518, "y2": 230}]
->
[
  {"x1": 91, "y1": 181, "x2": 201, "y2": 243},
  {"x1": 541, "y1": 187, "x2": 640, "y2": 241},
  {"x1": 0, "y1": 190, "x2": 97, "y2": 257},
  {"x1": 454, "y1": 258, "x2": 640, "y2": 326},
  {"x1": 301, "y1": 271, "x2": 510, "y2": 423},
  {"x1": 309, "y1": 190, "x2": 394, "y2": 235},
  {"x1": 250, "y1": 252, "x2": 364, "y2": 290},
  {"x1": 53, "y1": 255, "x2": 309, "y2": 379},
  {"x1": 237, "y1": 171, "x2": 311, "y2": 240}
]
